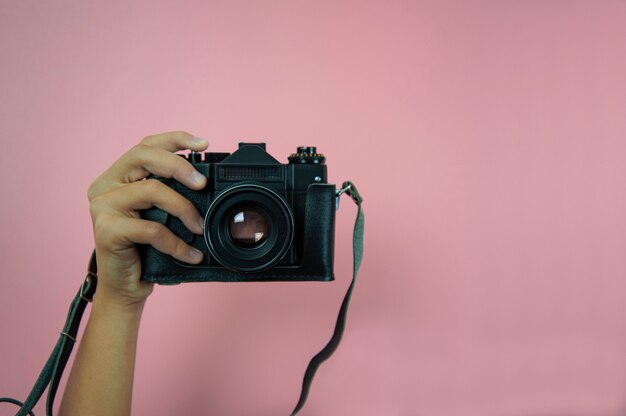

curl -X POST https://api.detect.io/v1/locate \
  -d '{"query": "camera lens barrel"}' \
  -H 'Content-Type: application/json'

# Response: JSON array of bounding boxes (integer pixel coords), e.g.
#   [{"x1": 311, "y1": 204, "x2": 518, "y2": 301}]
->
[{"x1": 204, "y1": 184, "x2": 294, "y2": 273}]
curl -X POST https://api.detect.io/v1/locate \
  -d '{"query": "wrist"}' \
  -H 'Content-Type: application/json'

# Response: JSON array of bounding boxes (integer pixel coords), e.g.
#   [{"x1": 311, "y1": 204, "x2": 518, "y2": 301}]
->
[
  {"x1": 92, "y1": 289, "x2": 147, "y2": 318},
  {"x1": 92, "y1": 270, "x2": 154, "y2": 312}
]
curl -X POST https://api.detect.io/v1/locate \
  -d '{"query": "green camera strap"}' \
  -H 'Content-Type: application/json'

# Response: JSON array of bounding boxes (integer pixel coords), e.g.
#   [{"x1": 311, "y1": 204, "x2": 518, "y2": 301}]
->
[{"x1": 0, "y1": 181, "x2": 364, "y2": 416}]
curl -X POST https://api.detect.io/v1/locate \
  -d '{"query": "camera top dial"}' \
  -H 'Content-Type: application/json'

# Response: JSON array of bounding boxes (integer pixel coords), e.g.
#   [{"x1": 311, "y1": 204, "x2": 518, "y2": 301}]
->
[{"x1": 288, "y1": 146, "x2": 326, "y2": 164}]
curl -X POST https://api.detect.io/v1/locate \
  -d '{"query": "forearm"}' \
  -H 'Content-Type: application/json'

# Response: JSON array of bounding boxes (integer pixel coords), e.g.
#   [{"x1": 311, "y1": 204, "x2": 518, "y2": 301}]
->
[
  {"x1": 58, "y1": 294, "x2": 146, "y2": 416},
  {"x1": 61, "y1": 131, "x2": 207, "y2": 415}
]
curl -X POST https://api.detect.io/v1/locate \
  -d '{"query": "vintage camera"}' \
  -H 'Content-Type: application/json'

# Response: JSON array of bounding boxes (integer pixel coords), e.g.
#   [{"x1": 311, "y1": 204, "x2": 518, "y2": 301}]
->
[{"x1": 138, "y1": 142, "x2": 336, "y2": 284}]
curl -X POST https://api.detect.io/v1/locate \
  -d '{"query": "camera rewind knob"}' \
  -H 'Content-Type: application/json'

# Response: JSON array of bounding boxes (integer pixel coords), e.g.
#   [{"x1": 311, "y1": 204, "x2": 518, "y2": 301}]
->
[{"x1": 288, "y1": 146, "x2": 326, "y2": 164}]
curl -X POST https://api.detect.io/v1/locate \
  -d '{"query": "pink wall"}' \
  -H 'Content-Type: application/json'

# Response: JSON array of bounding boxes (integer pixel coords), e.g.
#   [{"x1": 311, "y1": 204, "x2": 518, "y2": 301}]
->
[{"x1": 1, "y1": 1, "x2": 626, "y2": 415}]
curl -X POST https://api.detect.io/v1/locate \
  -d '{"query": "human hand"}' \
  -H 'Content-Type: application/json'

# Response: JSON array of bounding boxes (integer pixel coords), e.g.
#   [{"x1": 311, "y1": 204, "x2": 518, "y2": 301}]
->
[{"x1": 87, "y1": 131, "x2": 209, "y2": 307}]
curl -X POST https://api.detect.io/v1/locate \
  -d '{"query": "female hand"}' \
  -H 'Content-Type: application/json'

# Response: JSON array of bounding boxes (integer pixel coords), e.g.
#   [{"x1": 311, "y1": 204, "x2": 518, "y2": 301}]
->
[{"x1": 86, "y1": 131, "x2": 209, "y2": 307}]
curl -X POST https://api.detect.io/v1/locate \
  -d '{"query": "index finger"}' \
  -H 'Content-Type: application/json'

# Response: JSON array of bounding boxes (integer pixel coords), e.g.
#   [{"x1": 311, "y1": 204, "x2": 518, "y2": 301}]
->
[
  {"x1": 87, "y1": 131, "x2": 209, "y2": 201},
  {"x1": 140, "y1": 131, "x2": 208, "y2": 152}
]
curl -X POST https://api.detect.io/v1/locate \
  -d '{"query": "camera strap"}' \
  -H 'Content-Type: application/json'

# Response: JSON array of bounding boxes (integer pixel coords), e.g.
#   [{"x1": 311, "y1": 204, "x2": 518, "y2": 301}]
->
[
  {"x1": 0, "y1": 254, "x2": 98, "y2": 416},
  {"x1": 290, "y1": 181, "x2": 364, "y2": 415},
  {"x1": 0, "y1": 181, "x2": 364, "y2": 416}
]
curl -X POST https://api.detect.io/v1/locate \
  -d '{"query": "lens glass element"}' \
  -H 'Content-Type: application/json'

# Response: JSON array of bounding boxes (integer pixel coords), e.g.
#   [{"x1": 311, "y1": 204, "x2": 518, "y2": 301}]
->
[
  {"x1": 204, "y1": 183, "x2": 294, "y2": 272},
  {"x1": 228, "y1": 206, "x2": 270, "y2": 248}
]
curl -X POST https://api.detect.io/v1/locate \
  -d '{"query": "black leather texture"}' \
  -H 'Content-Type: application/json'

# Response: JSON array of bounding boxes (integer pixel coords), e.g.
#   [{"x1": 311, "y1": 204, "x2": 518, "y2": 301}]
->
[{"x1": 139, "y1": 183, "x2": 336, "y2": 284}]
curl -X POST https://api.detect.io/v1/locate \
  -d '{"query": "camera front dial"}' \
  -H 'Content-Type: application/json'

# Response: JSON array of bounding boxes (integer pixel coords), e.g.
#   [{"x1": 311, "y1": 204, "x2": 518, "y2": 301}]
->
[{"x1": 204, "y1": 184, "x2": 294, "y2": 272}]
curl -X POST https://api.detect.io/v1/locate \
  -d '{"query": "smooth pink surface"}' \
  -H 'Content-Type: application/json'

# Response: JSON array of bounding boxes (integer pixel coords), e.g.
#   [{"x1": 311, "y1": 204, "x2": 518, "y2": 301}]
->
[{"x1": 1, "y1": 1, "x2": 626, "y2": 415}]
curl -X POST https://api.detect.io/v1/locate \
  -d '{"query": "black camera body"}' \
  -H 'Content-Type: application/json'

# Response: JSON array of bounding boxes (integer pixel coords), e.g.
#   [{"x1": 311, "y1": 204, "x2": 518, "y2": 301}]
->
[{"x1": 139, "y1": 143, "x2": 336, "y2": 284}]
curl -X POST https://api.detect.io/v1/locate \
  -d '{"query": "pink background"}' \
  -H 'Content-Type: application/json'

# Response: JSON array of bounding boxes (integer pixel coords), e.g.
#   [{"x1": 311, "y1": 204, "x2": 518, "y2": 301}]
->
[{"x1": 1, "y1": 1, "x2": 626, "y2": 415}]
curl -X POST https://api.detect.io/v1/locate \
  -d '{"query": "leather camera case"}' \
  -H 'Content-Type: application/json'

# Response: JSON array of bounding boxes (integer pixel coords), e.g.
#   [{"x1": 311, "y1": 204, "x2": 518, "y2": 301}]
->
[{"x1": 138, "y1": 144, "x2": 336, "y2": 284}]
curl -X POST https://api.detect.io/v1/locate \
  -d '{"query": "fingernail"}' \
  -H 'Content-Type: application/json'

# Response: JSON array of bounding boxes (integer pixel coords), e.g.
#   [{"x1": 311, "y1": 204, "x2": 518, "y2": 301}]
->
[
  {"x1": 196, "y1": 216, "x2": 205, "y2": 234},
  {"x1": 192, "y1": 136, "x2": 208, "y2": 146},
  {"x1": 191, "y1": 171, "x2": 206, "y2": 185},
  {"x1": 189, "y1": 247, "x2": 203, "y2": 261}
]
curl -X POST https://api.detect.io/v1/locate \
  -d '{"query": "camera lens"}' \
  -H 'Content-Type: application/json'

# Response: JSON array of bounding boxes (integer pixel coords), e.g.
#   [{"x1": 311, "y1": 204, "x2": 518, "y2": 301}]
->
[
  {"x1": 204, "y1": 184, "x2": 294, "y2": 272},
  {"x1": 227, "y1": 206, "x2": 270, "y2": 249}
]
